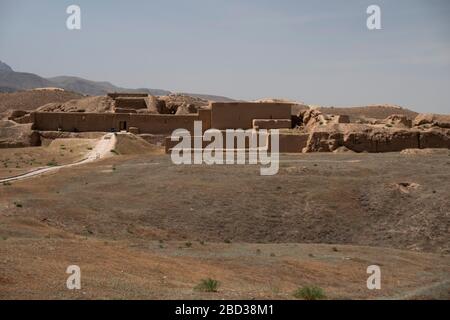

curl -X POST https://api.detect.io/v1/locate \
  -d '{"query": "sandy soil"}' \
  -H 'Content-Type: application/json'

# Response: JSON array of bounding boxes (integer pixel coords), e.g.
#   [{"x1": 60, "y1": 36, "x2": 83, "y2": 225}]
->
[
  {"x1": 0, "y1": 139, "x2": 97, "y2": 179},
  {"x1": 0, "y1": 151, "x2": 449, "y2": 299}
]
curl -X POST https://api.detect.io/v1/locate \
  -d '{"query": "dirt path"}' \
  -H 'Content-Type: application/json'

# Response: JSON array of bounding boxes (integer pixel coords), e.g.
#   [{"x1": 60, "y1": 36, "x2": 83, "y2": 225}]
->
[{"x1": 0, "y1": 133, "x2": 116, "y2": 183}]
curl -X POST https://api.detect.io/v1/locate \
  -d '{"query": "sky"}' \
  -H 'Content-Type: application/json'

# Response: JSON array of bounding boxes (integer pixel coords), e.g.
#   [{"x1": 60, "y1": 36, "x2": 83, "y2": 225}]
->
[{"x1": 0, "y1": 0, "x2": 449, "y2": 113}]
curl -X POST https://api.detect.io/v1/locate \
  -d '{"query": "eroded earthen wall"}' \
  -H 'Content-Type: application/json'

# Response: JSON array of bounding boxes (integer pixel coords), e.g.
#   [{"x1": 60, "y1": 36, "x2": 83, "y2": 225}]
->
[
  {"x1": 31, "y1": 112, "x2": 204, "y2": 134},
  {"x1": 210, "y1": 102, "x2": 292, "y2": 130}
]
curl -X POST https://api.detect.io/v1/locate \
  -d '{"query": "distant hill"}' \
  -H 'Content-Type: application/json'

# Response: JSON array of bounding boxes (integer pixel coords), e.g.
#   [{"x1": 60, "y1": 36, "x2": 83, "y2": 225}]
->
[
  {"x1": 47, "y1": 76, "x2": 170, "y2": 96},
  {"x1": 0, "y1": 65, "x2": 54, "y2": 91},
  {"x1": 180, "y1": 92, "x2": 235, "y2": 102},
  {"x1": 0, "y1": 60, "x2": 233, "y2": 100}
]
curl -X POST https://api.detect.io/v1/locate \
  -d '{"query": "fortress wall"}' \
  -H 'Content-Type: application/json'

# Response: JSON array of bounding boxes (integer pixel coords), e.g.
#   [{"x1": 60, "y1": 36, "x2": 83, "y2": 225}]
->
[
  {"x1": 278, "y1": 134, "x2": 309, "y2": 153},
  {"x1": 210, "y1": 102, "x2": 292, "y2": 130},
  {"x1": 32, "y1": 112, "x2": 203, "y2": 134},
  {"x1": 198, "y1": 109, "x2": 212, "y2": 131},
  {"x1": 129, "y1": 114, "x2": 199, "y2": 134},
  {"x1": 165, "y1": 133, "x2": 307, "y2": 154},
  {"x1": 32, "y1": 112, "x2": 120, "y2": 132}
]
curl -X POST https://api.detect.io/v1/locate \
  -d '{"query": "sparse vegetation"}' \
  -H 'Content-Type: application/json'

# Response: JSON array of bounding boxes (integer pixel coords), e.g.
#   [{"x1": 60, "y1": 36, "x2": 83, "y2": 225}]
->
[
  {"x1": 13, "y1": 201, "x2": 23, "y2": 208},
  {"x1": 110, "y1": 149, "x2": 119, "y2": 155},
  {"x1": 2, "y1": 181, "x2": 12, "y2": 186},
  {"x1": 46, "y1": 160, "x2": 58, "y2": 167},
  {"x1": 194, "y1": 278, "x2": 220, "y2": 292},
  {"x1": 293, "y1": 286, "x2": 326, "y2": 300},
  {"x1": 185, "y1": 242, "x2": 192, "y2": 248}
]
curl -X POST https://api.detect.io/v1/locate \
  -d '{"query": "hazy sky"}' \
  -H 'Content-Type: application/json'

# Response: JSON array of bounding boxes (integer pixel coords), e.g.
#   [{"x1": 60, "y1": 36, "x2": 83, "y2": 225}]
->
[{"x1": 0, "y1": 0, "x2": 449, "y2": 113}]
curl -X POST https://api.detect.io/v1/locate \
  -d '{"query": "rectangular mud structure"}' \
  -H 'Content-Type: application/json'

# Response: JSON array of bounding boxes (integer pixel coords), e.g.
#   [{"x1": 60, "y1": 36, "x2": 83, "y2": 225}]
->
[{"x1": 31, "y1": 102, "x2": 294, "y2": 134}]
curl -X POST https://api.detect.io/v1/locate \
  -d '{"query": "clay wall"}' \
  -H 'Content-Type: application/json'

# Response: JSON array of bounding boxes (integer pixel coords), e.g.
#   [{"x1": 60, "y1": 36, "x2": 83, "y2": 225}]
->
[
  {"x1": 210, "y1": 102, "x2": 292, "y2": 129},
  {"x1": 31, "y1": 112, "x2": 203, "y2": 135}
]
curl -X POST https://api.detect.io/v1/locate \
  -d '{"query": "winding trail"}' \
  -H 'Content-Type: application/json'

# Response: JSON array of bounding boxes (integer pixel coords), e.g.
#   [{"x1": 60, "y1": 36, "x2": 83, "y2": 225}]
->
[{"x1": 0, "y1": 133, "x2": 116, "y2": 183}]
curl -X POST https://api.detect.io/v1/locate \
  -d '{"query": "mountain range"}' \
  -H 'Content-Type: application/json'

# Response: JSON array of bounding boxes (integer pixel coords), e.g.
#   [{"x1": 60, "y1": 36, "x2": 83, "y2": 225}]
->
[{"x1": 0, "y1": 60, "x2": 233, "y2": 101}]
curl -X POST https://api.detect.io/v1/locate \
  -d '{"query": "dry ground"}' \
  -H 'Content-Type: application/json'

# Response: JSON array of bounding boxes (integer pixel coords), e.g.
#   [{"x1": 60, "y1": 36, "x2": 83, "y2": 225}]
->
[
  {"x1": 0, "y1": 150, "x2": 449, "y2": 299},
  {"x1": 0, "y1": 139, "x2": 96, "y2": 179},
  {"x1": 0, "y1": 90, "x2": 83, "y2": 116}
]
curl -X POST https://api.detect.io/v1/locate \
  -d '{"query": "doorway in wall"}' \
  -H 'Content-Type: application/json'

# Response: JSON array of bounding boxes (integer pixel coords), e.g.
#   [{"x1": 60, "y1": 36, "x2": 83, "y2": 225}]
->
[{"x1": 119, "y1": 121, "x2": 127, "y2": 131}]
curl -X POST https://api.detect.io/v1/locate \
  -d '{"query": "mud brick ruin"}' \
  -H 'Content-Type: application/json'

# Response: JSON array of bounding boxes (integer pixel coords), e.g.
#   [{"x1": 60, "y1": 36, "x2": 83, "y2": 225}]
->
[{"x1": 25, "y1": 93, "x2": 450, "y2": 153}]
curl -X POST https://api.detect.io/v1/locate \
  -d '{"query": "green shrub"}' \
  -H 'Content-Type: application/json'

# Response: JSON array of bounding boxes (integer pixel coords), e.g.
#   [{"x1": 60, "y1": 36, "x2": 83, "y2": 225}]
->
[
  {"x1": 194, "y1": 278, "x2": 220, "y2": 292},
  {"x1": 47, "y1": 160, "x2": 58, "y2": 167},
  {"x1": 293, "y1": 286, "x2": 326, "y2": 300}
]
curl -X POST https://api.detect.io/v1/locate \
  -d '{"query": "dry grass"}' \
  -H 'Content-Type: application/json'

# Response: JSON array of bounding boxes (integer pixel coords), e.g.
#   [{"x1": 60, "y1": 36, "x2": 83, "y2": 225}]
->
[{"x1": 0, "y1": 138, "x2": 96, "y2": 178}]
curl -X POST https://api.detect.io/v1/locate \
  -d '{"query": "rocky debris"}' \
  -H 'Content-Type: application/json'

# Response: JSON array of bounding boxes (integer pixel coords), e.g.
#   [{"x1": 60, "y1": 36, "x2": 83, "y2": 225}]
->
[
  {"x1": 298, "y1": 108, "x2": 351, "y2": 132},
  {"x1": 37, "y1": 96, "x2": 115, "y2": 113},
  {"x1": 0, "y1": 90, "x2": 83, "y2": 117},
  {"x1": 8, "y1": 110, "x2": 29, "y2": 119},
  {"x1": 7, "y1": 110, "x2": 32, "y2": 124},
  {"x1": 393, "y1": 182, "x2": 421, "y2": 194},
  {"x1": 400, "y1": 148, "x2": 450, "y2": 155},
  {"x1": 414, "y1": 113, "x2": 450, "y2": 128},
  {"x1": 301, "y1": 124, "x2": 450, "y2": 153},
  {"x1": 303, "y1": 130, "x2": 344, "y2": 152},
  {"x1": 384, "y1": 114, "x2": 412, "y2": 128},
  {"x1": 158, "y1": 93, "x2": 208, "y2": 114},
  {"x1": 0, "y1": 120, "x2": 40, "y2": 148},
  {"x1": 146, "y1": 95, "x2": 166, "y2": 114},
  {"x1": 175, "y1": 103, "x2": 198, "y2": 115},
  {"x1": 318, "y1": 105, "x2": 418, "y2": 122}
]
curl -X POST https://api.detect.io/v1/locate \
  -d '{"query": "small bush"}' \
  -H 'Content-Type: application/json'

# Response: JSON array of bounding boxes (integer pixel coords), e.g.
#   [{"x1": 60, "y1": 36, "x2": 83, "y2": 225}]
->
[
  {"x1": 110, "y1": 149, "x2": 119, "y2": 155},
  {"x1": 293, "y1": 286, "x2": 326, "y2": 300},
  {"x1": 194, "y1": 278, "x2": 220, "y2": 292},
  {"x1": 185, "y1": 242, "x2": 192, "y2": 248},
  {"x1": 47, "y1": 160, "x2": 58, "y2": 167},
  {"x1": 14, "y1": 202, "x2": 23, "y2": 208},
  {"x1": 2, "y1": 181, "x2": 11, "y2": 186}
]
